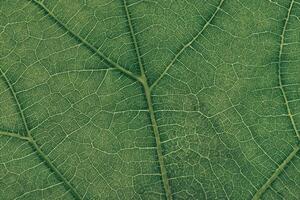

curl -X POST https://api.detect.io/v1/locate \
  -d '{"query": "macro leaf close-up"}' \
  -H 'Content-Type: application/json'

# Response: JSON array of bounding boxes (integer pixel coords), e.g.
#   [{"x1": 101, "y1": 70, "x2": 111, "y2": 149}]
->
[{"x1": 1, "y1": 0, "x2": 300, "y2": 199}]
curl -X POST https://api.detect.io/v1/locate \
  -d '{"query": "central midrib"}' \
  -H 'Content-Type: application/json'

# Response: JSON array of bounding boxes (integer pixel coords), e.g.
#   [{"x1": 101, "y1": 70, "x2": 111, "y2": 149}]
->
[
  {"x1": 122, "y1": 0, "x2": 173, "y2": 199},
  {"x1": 122, "y1": 1, "x2": 226, "y2": 198},
  {"x1": 27, "y1": 0, "x2": 173, "y2": 199},
  {"x1": 28, "y1": 0, "x2": 226, "y2": 199},
  {"x1": 141, "y1": 75, "x2": 173, "y2": 200}
]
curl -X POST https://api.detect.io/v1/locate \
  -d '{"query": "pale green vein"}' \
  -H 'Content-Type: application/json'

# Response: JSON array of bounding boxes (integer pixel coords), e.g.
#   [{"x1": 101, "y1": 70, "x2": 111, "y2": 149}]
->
[
  {"x1": 0, "y1": 69, "x2": 31, "y2": 138},
  {"x1": 142, "y1": 78, "x2": 173, "y2": 200},
  {"x1": 277, "y1": 0, "x2": 300, "y2": 141},
  {"x1": 122, "y1": 0, "x2": 145, "y2": 75},
  {"x1": 29, "y1": 0, "x2": 141, "y2": 83},
  {"x1": 150, "y1": 0, "x2": 225, "y2": 90},
  {"x1": 122, "y1": 0, "x2": 173, "y2": 199},
  {"x1": 252, "y1": 145, "x2": 300, "y2": 200},
  {"x1": 0, "y1": 68, "x2": 83, "y2": 200},
  {"x1": 253, "y1": 0, "x2": 299, "y2": 199},
  {"x1": 0, "y1": 130, "x2": 30, "y2": 141}
]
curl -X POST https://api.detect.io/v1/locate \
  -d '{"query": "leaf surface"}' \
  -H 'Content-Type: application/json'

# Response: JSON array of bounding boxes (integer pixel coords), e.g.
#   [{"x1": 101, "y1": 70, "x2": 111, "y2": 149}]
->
[{"x1": 0, "y1": 0, "x2": 300, "y2": 199}]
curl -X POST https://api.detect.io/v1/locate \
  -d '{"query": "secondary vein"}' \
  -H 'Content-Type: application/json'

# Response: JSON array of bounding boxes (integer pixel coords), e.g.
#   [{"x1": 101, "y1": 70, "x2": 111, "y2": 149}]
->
[
  {"x1": 0, "y1": 130, "x2": 30, "y2": 141},
  {"x1": 30, "y1": 0, "x2": 141, "y2": 83},
  {"x1": 0, "y1": 68, "x2": 83, "y2": 200},
  {"x1": 123, "y1": 0, "x2": 145, "y2": 75},
  {"x1": 276, "y1": 0, "x2": 300, "y2": 141},
  {"x1": 150, "y1": 0, "x2": 225, "y2": 90},
  {"x1": 252, "y1": 145, "x2": 300, "y2": 200},
  {"x1": 253, "y1": 0, "x2": 299, "y2": 199}
]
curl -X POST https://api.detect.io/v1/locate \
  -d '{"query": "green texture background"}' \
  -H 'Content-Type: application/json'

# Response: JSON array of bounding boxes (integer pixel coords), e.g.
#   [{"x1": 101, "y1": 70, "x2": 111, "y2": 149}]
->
[{"x1": 0, "y1": 0, "x2": 300, "y2": 199}]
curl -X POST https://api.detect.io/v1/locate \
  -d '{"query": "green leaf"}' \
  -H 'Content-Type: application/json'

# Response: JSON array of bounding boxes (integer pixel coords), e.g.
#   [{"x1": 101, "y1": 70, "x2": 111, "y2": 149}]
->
[{"x1": 0, "y1": 0, "x2": 300, "y2": 199}]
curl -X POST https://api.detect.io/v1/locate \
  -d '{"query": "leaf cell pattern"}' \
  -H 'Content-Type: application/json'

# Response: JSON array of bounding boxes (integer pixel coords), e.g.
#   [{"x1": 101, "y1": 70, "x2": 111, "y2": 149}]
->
[{"x1": 0, "y1": 0, "x2": 300, "y2": 199}]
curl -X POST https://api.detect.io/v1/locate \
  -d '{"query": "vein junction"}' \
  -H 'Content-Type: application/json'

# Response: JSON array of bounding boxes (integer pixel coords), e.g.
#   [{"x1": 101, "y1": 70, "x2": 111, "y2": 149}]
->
[
  {"x1": 0, "y1": 67, "x2": 84, "y2": 200},
  {"x1": 122, "y1": 0, "x2": 172, "y2": 198},
  {"x1": 0, "y1": 0, "x2": 299, "y2": 199}
]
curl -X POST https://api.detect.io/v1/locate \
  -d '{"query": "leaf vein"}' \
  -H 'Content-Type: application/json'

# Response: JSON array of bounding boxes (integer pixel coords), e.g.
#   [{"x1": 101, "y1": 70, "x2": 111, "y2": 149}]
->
[
  {"x1": 122, "y1": 0, "x2": 146, "y2": 76},
  {"x1": 0, "y1": 68, "x2": 84, "y2": 200},
  {"x1": 0, "y1": 130, "x2": 30, "y2": 141},
  {"x1": 253, "y1": 0, "x2": 300, "y2": 198},
  {"x1": 122, "y1": 0, "x2": 173, "y2": 199},
  {"x1": 29, "y1": 0, "x2": 141, "y2": 82},
  {"x1": 252, "y1": 145, "x2": 300, "y2": 200},
  {"x1": 150, "y1": 0, "x2": 225, "y2": 90}
]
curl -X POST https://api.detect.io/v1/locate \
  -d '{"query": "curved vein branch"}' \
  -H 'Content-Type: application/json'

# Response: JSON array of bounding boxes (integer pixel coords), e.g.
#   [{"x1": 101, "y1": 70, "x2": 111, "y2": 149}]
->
[
  {"x1": 0, "y1": 69, "x2": 30, "y2": 136},
  {"x1": 252, "y1": 145, "x2": 300, "y2": 200},
  {"x1": 29, "y1": 0, "x2": 141, "y2": 82},
  {"x1": 254, "y1": 0, "x2": 299, "y2": 199},
  {"x1": 150, "y1": 0, "x2": 225, "y2": 90},
  {"x1": 0, "y1": 68, "x2": 83, "y2": 200},
  {"x1": 276, "y1": 0, "x2": 300, "y2": 140}
]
